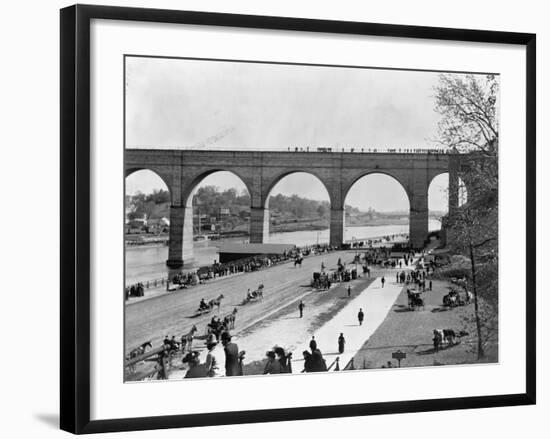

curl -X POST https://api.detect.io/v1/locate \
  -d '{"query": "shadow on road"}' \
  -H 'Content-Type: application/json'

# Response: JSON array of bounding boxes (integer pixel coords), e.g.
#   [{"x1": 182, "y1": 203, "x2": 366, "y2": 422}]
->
[{"x1": 416, "y1": 342, "x2": 460, "y2": 356}]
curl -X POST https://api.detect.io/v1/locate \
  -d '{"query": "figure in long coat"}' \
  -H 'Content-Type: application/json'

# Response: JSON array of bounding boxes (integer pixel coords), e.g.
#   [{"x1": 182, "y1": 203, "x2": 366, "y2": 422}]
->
[{"x1": 338, "y1": 333, "x2": 345, "y2": 354}]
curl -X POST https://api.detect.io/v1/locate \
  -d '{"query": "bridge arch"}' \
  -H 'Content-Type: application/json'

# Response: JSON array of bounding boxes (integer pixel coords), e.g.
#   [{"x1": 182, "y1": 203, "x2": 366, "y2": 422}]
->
[
  {"x1": 125, "y1": 167, "x2": 173, "y2": 198},
  {"x1": 164, "y1": 170, "x2": 253, "y2": 268},
  {"x1": 343, "y1": 171, "x2": 410, "y2": 208},
  {"x1": 428, "y1": 171, "x2": 468, "y2": 219},
  {"x1": 343, "y1": 172, "x2": 411, "y2": 244},
  {"x1": 262, "y1": 169, "x2": 333, "y2": 208},
  {"x1": 181, "y1": 168, "x2": 254, "y2": 208},
  {"x1": 262, "y1": 171, "x2": 332, "y2": 244}
]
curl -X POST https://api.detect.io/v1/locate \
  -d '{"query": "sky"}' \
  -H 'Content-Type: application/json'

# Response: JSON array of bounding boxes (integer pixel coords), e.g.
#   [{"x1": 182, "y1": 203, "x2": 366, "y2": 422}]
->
[{"x1": 125, "y1": 57, "x2": 476, "y2": 212}]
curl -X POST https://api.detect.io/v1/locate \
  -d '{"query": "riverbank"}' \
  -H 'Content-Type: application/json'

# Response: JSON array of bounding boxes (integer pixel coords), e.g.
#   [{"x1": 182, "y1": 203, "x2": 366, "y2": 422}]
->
[{"x1": 125, "y1": 224, "x2": 436, "y2": 285}]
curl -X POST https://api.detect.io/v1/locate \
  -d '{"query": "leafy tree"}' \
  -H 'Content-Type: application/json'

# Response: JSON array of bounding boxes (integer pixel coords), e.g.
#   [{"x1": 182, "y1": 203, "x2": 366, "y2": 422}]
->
[{"x1": 435, "y1": 74, "x2": 499, "y2": 360}]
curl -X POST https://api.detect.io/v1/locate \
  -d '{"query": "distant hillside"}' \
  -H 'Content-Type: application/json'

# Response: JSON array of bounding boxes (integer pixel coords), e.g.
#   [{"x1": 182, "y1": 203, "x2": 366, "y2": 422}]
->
[{"x1": 126, "y1": 186, "x2": 446, "y2": 232}]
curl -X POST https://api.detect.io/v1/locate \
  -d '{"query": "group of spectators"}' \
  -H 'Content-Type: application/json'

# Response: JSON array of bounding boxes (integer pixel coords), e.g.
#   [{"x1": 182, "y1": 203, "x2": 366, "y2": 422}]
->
[
  {"x1": 286, "y1": 147, "x2": 458, "y2": 154},
  {"x1": 302, "y1": 336, "x2": 330, "y2": 373},
  {"x1": 169, "y1": 243, "x2": 337, "y2": 289},
  {"x1": 125, "y1": 282, "x2": 145, "y2": 299},
  {"x1": 179, "y1": 331, "x2": 245, "y2": 379},
  {"x1": 397, "y1": 268, "x2": 432, "y2": 291},
  {"x1": 347, "y1": 233, "x2": 408, "y2": 249},
  {"x1": 263, "y1": 346, "x2": 293, "y2": 374}
]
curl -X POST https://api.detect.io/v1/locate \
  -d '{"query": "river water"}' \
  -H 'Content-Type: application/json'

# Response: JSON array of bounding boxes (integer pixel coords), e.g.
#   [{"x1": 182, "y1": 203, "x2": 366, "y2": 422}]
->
[{"x1": 126, "y1": 220, "x2": 441, "y2": 284}]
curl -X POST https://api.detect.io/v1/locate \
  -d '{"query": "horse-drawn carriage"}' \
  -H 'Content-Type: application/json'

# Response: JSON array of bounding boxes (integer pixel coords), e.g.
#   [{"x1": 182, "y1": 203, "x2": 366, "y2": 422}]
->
[
  {"x1": 442, "y1": 289, "x2": 464, "y2": 307},
  {"x1": 407, "y1": 289, "x2": 425, "y2": 310},
  {"x1": 192, "y1": 294, "x2": 224, "y2": 317},
  {"x1": 241, "y1": 284, "x2": 264, "y2": 304},
  {"x1": 311, "y1": 271, "x2": 332, "y2": 290},
  {"x1": 293, "y1": 255, "x2": 304, "y2": 267}
]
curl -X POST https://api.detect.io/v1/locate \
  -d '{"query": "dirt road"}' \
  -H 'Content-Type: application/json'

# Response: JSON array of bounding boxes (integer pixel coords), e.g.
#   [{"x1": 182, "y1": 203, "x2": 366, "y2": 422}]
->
[{"x1": 125, "y1": 250, "x2": 357, "y2": 353}]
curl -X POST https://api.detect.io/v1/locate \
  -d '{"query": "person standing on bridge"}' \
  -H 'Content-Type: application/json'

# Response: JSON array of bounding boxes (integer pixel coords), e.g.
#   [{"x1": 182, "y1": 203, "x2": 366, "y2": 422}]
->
[
  {"x1": 338, "y1": 333, "x2": 346, "y2": 354},
  {"x1": 381, "y1": 276, "x2": 385, "y2": 288},
  {"x1": 299, "y1": 300, "x2": 305, "y2": 318},
  {"x1": 347, "y1": 285, "x2": 352, "y2": 298},
  {"x1": 358, "y1": 308, "x2": 364, "y2": 326}
]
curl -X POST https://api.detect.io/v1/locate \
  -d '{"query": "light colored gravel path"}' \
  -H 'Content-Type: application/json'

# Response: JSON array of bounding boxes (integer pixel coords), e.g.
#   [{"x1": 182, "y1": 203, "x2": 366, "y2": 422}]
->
[{"x1": 290, "y1": 277, "x2": 404, "y2": 373}]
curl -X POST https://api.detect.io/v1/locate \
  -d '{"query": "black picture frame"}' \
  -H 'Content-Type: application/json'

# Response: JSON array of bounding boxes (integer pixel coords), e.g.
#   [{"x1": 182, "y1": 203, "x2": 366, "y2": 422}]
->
[{"x1": 60, "y1": 4, "x2": 536, "y2": 434}]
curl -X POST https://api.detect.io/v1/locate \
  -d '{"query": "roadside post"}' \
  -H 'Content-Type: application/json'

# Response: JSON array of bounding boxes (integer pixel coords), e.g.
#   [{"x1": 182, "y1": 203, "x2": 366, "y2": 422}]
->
[{"x1": 392, "y1": 350, "x2": 406, "y2": 368}]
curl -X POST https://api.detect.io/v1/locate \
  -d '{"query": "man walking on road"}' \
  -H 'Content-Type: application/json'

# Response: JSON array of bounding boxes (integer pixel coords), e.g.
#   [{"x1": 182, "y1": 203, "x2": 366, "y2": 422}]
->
[
  {"x1": 299, "y1": 300, "x2": 305, "y2": 318},
  {"x1": 381, "y1": 276, "x2": 385, "y2": 288},
  {"x1": 358, "y1": 308, "x2": 364, "y2": 326},
  {"x1": 347, "y1": 285, "x2": 351, "y2": 297}
]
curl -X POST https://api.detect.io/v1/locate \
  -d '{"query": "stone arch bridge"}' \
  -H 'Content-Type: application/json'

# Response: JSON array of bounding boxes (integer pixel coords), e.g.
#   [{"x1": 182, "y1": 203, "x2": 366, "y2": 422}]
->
[{"x1": 126, "y1": 149, "x2": 468, "y2": 268}]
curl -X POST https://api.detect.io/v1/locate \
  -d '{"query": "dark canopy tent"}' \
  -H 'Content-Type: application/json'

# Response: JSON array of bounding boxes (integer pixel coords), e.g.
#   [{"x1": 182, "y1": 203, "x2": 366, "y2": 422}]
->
[{"x1": 217, "y1": 243, "x2": 295, "y2": 263}]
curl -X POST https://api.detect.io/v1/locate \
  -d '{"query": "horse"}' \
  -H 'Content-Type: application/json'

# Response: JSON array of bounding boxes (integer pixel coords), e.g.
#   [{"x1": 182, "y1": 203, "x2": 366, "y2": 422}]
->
[
  {"x1": 127, "y1": 341, "x2": 152, "y2": 360},
  {"x1": 180, "y1": 325, "x2": 198, "y2": 354},
  {"x1": 208, "y1": 294, "x2": 225, "y2": 311},
  {"x1": 407, "y1": 290, "x2": 424, "y2": 310},
  {"x1": 223, "y1": 308, "x2": 238, "y2": 330},
  {"x1": 126, "y1": 341, "x2": 152, "y2": 371},
  {"x1": 433, "y1": 329, "x2": 468, "y2": 350},
  {"x1": 443, "y1": 291, "x2": 459, "y2": 307},
  {"x1": 432, "y1": 329, "x2": 443, "y2": 352},
  {"x1": 243, "y1": 285, "x2": 264, "y2": 304},
  {"x1": 294, "y1": 256, "x2": 303, "y2": 268}
]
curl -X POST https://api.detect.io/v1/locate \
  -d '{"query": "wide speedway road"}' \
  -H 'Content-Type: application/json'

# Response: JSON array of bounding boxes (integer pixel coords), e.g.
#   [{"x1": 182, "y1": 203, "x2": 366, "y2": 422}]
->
[{"x1": 125, "y1": 250, "x2": 357, "y2": 353}]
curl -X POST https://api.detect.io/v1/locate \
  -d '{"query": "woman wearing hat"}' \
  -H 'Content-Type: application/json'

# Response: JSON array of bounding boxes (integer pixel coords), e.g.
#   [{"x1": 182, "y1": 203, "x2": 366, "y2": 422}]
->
[
  {"x1": 182, "y1": 351, "x2": 206, "y2": 379},
  {"x1": 263, "y1": 350, "x2": 281, "y2": 374},
  {"x1": 220, "y1": 331, "x2": 242, "y2": 376},
  {"x1": 204, "y1": 333, "x2": 225, "y2": 378}
]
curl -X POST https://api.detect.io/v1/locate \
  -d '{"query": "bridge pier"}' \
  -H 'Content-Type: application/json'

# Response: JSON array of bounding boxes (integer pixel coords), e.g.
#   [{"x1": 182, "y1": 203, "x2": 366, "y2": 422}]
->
[
  {"x1": 329, "y1": 209, "x2": 345, "y2": 247},
  {"x1": 249, "y1": 207, "x2": 269, "y2": 243},
  {"x1": 410, "y1": 208, "x2": 429, "y2": 249},
  {"x1": 444, "y1": 167, "x2": 460, "y2": 247},
  {"x1": 409, "y1": 176, "x2": 429, "y2": 250},
  {"x1": 166, "y1": 205, "x2": 194, "y2": 268}
]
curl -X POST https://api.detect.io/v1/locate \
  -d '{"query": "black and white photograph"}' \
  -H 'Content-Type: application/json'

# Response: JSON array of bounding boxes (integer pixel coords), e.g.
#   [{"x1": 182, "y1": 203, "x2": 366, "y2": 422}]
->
[
  {"x1": 124, "y1": 56, "x2": 499, "y2": 382},
  {"x1": 0, "y1": 0, "x2": 539, "y2": 436}
]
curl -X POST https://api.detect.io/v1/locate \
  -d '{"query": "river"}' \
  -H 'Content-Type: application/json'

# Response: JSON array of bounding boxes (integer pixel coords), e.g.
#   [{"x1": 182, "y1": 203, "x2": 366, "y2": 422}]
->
[{"x1": 125, "y1": 220, "x2": 441, "y2": 284}]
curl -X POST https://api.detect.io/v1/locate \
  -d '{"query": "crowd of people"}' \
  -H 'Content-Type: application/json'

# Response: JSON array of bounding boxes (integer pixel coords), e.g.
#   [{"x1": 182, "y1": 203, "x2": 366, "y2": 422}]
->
[
  {"x1": 125, "y1": 282, "x2": 145, "y2": 299},
  {"x1": 130, "y1": 241, "x2": 456, "y2": 380},
  {"x1": 286, "y1": 146, "x2": 458, "y2": 154},
  {"x1": 350, "y1": 234, "x2": 408, "y2": 248},
  {"x1": 124, "y1": 244, "x2": 337, "y2": 301},
  {"x1": 167, "y1": 244, "x2": 336, "y2": 290},
  {"x1": 397, "y1": 267, "x2": 432, "y2": 291},
  {"x1": 127, "y1": 236, "x2": 414, "y2": 301}
]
